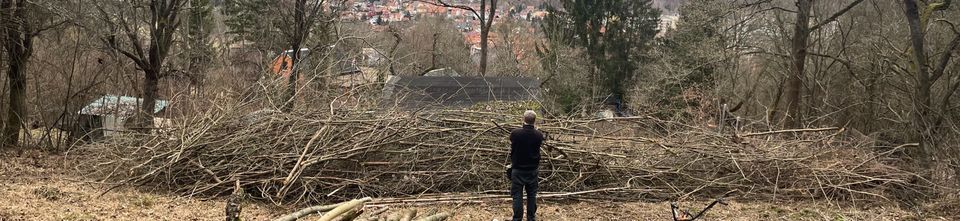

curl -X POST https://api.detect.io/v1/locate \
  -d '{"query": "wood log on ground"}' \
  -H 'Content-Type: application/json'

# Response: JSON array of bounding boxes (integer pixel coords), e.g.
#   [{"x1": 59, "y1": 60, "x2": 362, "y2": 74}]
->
[
  {"x1": 272, "y1": 202, "x2": 345, "y2": 221},
  {"x1": 415, "y1": 212, "x2": 451, "y2": 221},
  {"x1": 385, "y1": 212, "x2": 400, "y2": 221},
  {"x1": 369, "y1": 207, "x2": 389, "y2": 217},
  {"x1": 398, "y1": 209, "x2": 417, "y2": 221},
  {"x1": 317, "y1": 197, "x2": 373, "y2": 221},
  {"x1": 335, "y1": 208, "x2": 364, "y2": 221}
]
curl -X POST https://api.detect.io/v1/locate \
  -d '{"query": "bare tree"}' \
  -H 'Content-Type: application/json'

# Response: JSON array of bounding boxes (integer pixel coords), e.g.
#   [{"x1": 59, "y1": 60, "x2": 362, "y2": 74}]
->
[
  {"x1": 901, "y1": 0, "x2": 958, "y2": 171},
  {"x1": 276, "y1": 0, "x2": 329, "y2": 112},
  {"x1": 781, "y1": 0, "x2": 865, "y2": 128},
  {"x1": 419, "y1": 0, "x2": 497, "y2": 76},
  {"x1": 392, "y1": 16, "x2": 473, "y2": 76},
  {"x1": 1, "y1": 0, "x2": 63, "y2": 146},
  {"x1": 97, "y1": 0, "x2": 186, "y2": 130},
  {"x1": 0, "y1": 0, "x2": 34, "y2": 146}
]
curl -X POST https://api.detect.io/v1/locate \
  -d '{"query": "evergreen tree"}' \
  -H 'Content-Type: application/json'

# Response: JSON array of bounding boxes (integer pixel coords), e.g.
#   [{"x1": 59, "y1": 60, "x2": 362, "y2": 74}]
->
[
  {"x1": 222, "y1": 0, "x2": 279, "y2": 50},
  {"x1": 184, "y1": 0, "x2": 215, "y2": 91},
  {"x1": 646, "y1": 0, "x2": 729, "y2": 119},
  {"x1": 542, "y1": 0, "x2": 660, "y2": 104}
]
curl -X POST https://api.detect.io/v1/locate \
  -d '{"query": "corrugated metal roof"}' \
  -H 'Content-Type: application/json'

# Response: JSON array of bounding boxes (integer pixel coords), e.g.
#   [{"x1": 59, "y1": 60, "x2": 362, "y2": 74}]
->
[
  {"x1": 381, "y1": 75, "x2": 539, "y2": 108},
  {"x1": 79, "y1": 95, "x2": 168, "y2": 116}
]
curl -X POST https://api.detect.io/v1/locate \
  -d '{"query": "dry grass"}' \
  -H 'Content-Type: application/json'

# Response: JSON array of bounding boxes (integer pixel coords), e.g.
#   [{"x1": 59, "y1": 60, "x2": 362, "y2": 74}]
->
[{"x1": 0, "y1": 150, "x2": 279, "y2": 220}]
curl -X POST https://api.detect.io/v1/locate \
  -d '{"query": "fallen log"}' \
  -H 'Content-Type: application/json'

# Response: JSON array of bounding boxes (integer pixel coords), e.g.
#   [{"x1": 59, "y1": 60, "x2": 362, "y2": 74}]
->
[
  {"x1": 317, "y1": 197, "x2": 373, "y2": 221},
  {"x1": 415, "y1": 212, "x2": 451, "y2": 221},
  {"x1": 272, "y1": 202, "x2": 346, "y2": 221}
]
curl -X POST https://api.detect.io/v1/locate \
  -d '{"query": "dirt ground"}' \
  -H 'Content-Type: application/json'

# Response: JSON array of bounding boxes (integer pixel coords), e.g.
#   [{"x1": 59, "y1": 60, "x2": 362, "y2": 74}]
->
[{"x1": 0, "y1": 150, "x2": 953, "y2": 221}]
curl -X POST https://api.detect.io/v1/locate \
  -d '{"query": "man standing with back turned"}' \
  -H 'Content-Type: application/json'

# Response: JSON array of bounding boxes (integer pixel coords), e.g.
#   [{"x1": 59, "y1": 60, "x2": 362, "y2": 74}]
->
[{"x1": 508, "y1": 110, "x2": 544, "y2": 221}]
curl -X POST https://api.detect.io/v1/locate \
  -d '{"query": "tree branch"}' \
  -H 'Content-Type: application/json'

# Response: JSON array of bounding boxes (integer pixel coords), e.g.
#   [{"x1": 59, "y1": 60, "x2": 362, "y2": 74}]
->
[
  {"x1": 931, "y1": 33, "x2": 960, "y2": 82},
  {"x1": 31, "y1": 19, "x2": 71, "y2": 37},
  {"x1": 416, "y1": 0, "x2": 483, "y2": 24},
  {"x1": 485, "y1": 0, "x2": 496, "y2": 29},
  {"x1": 769, "y1": 6, "x2": 797, "y2": 13},
  {"x1": 116, "y1": 7, "x2": 148, "y2": 64},
  {"x1": 96, "y1": 8, "x2": 145, "y2": 70},
  {"x1": 937, "y1": 19, "x2": 960, "y2": 35},
  {"x1": 810, "y1": 0, "x2": 865, "y2": 31},
  {"x1": 807, "y1": 51, "x2": 866, "y2": 86},
  {"x1": 104, "y1": 37, "x2": 148, "y2": 71},
  {"x1": 941, "y1": 74, "x2": 960, "y2": 115}
]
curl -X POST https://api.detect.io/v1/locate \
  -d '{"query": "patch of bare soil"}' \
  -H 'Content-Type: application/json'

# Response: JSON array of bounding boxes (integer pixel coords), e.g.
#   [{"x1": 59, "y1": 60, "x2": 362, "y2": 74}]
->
[{"x1": 0, "y1": 150, "x2": 952, "y2": 221}]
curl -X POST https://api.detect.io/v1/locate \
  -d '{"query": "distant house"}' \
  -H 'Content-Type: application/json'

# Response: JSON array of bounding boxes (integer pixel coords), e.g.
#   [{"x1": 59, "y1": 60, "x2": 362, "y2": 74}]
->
[
  {"x1": 381, "y1": 75, "x2": 540, "y2": 109},
  {"x1": 76, "y1": 95, "x2": 168, "y2": 140}
]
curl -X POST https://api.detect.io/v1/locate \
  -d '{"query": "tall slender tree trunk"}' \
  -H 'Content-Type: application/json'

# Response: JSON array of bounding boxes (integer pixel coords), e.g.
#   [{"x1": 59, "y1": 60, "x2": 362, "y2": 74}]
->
[
  {"x1": 478, "y1": 0, "x2": 496, "y2": 76},
  {"x1": 283, "y1": 44, "x2": 301, "y2": 112},
  {"x1": 384, "y1": 26, "x2": 401, "y2": 81},
  {"x1": 431, "y1": 33, "x2": 439, "y2": 71},
  {"x1": 902, "y1": 0, "x2": 934, "y2": 170},
  {"x1": 785, "y1": 0, "x2": 811, "y2": 129},
  {"x1": 864, "y1": 76, "x2": 879, "y2": 133},
  {"x1": 281, "y1": 0, "x2": 316, "y2": 112},
  {"x1": 427, "y1": 0, "x2": 496, "y2": 75},
  {"x1": 3, "y1": 52, "x2": 28, "y2": 146},
  {"x1": 479, "y1": 28, "x2": 489, "y2": 75},
  {"x1": 2, "y1": 0, "x2": 32, "y2": 147}
]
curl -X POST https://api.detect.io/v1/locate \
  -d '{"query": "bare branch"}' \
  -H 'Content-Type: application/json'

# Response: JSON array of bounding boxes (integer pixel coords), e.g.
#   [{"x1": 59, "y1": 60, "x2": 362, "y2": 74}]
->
[
  {"x1": 810, "y1": 0, "x2": 866, "y2": 31},
  {"x1": 937, "y1": 19, "x2": 960, "y2": 35},
  {"x1": 415, "y1": 0, "x2": 483, "y2": 24},
  {"x1": 807, "y1": 52, "x2": 866, "y2": 87},
  {"x1": 931, "y1": 33, "x2": 960, "y2": 82}
]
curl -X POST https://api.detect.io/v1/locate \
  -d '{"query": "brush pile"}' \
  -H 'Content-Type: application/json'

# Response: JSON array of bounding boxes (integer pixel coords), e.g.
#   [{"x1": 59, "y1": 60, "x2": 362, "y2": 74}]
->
[{"x1": 83, "y1": 103, "x2": 918, "y2": 204}]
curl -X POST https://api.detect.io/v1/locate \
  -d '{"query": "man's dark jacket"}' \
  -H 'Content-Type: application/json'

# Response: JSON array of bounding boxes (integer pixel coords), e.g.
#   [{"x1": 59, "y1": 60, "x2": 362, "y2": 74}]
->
[{"x1": 510, "y1": 124, "x2": 544, "y2": 170}]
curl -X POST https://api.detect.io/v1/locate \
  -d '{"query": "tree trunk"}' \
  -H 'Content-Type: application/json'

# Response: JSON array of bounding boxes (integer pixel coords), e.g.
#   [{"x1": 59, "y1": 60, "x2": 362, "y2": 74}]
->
[
  {"x1": 137, "y1": 70, "x2": 160, "y2": 129},
  {"x1": 281, "y1": 0, "x2": 314, "y2": 113},
  {"x1": 3, "y1": 52, "x2": 28, "y2": 146},
  {"x1": 431, "y1": 32, "x2": 438, "y2": 71},
  {"x1": 902, "y1": 0, "x2": 935, "y2": 170},
  {"x1": 768, "y1": 79, "x2": 786, "y2": 125},
  {"x1": 478, "y1": 0, "x2": 496, "y2": 76},
  {"x1": 426, "y1": 0, "x2": 496, "y2": 75},
  {"x1": 387, "y1": 27, "x2": 401, "y2": 78},
  {"x1": 785, "y1": 0, "x2": 812, "y2": 129},
  {"x1": 479, "y1": 28, "x2": 489, "y2": 76},
  {"x1": 864, "y1": 76, "x2": 879, "y2": 133},
  {"x1": 99, "y1": 0, "x2": 184, "y2": 132},
  {"x1": 1, "y1": 0, "x2": 32, "y2": 147},
  {"x1": 283, "y1": 45, "x2": 301, "y2": 113}
]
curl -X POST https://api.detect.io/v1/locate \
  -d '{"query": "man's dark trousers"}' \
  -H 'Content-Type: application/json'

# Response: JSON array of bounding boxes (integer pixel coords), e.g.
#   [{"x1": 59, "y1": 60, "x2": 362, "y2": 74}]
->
[{"x1": 510, "y1": 168, "x2": 537, "y2": 221}]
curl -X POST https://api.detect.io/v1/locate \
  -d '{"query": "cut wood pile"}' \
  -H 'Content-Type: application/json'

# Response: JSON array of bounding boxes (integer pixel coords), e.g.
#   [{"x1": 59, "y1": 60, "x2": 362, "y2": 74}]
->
[
  {"x1": 273, "y1": 197, "x2": 452, "y2": 221},
  {"x1": 82, "y1": 104, "x2": 919, "y2": 204}
]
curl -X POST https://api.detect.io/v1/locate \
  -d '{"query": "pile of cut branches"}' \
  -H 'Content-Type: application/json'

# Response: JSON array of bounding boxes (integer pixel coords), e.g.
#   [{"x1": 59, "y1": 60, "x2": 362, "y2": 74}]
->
[{"x1": 82, "y1": 102, "x2": 918, "y2": 204}]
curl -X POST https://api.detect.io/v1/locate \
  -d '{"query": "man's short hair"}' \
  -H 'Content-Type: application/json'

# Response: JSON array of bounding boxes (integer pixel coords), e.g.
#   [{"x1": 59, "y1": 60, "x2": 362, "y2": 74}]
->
[{"x1": 523, "y1": 110, "x2": 537, "y2": 125}]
